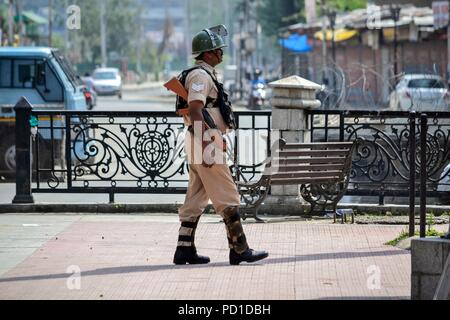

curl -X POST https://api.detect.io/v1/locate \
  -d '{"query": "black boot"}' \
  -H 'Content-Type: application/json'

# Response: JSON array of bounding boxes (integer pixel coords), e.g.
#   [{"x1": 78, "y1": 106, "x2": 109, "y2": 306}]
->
[
  {"x1": 173, "y1": 246, "x2": 210, "y2": 265},
  {"x1": 229, "y1": 248, "x2": 269, "y2": 265},
  {"x1": 223, "y1": 206, "x2": 269, "y2": 265},
  {"x1": 173, "y1": 218, "x2": 210, "y2": 265}
]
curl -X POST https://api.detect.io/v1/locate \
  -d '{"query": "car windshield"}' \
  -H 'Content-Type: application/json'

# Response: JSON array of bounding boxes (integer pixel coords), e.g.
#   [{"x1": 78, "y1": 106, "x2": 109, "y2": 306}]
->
[
  {"x1": 51, "y1": 49, "x2": 82, "y2": 87},
  {"x1": 408, "y1": 79, "x2": 445, "y2": 89},
  {"x1": 94, "y1": 72, "x2": 117, "y2": 80}
]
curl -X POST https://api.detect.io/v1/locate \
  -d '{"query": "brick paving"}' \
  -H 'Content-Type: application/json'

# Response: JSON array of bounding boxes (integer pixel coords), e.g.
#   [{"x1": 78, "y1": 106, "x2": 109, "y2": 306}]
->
[{"x1": 0, "y1": 214, "x2": 419, "y2": 300}]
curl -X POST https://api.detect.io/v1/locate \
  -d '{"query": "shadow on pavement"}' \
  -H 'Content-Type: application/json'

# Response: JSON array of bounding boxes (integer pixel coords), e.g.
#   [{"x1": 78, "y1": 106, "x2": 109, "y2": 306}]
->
[{"x1": 0, "y1": 249, "x2": 409, "y2": 284}]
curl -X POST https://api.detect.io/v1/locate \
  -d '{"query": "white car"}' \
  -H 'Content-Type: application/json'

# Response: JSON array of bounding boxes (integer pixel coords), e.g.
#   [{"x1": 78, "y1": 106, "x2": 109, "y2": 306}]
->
[
  {"x1": 389, "y1": 74, "x2": 449, "y2": 111},
  {"x1": 92, "y1": 68, "x2": 122, "y2": 99}
]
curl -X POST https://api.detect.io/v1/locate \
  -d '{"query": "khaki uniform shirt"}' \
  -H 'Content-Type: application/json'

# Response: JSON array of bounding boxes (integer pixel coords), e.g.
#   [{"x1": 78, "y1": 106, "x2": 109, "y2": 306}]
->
[{"x1": 183, "y1": 61, "x2": 228, "y2": 134}]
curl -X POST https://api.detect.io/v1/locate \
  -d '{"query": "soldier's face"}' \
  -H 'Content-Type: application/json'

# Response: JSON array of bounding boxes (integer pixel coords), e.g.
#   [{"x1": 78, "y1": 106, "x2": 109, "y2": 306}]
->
[{"x1": 213, "y1": 49, "x2": 224, "y2": 64}]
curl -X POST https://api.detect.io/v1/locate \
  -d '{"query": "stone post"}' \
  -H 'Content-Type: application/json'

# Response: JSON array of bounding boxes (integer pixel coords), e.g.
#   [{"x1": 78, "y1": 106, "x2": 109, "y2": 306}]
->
[{"x1": 266, "y1": 75, "x2": 322, "y2": 210}]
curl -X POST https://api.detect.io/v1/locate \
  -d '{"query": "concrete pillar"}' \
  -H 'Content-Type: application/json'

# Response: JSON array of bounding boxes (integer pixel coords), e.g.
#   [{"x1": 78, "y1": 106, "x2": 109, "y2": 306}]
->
[
  {"x1": 267, "y1": 75, "x2": 322, "y2": 202},
  {"x1": 411, "y1": 238, "x2": 450, "y2": 300}
]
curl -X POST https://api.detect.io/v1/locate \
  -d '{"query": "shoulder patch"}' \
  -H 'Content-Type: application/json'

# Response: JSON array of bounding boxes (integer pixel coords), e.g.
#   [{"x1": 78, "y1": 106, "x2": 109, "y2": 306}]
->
[{"x1": 191, "y1": 83, "x2": 205, "y2": 92}]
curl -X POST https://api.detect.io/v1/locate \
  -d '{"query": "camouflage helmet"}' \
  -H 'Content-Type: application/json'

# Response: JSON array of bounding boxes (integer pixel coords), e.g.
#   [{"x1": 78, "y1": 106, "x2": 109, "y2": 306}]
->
[{"x1": 192, "y1": 25, "x2": 228, "y2": 56}]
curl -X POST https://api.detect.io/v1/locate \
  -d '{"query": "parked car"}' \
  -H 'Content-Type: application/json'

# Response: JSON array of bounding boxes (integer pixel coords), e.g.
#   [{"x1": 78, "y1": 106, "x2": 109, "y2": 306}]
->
[
  {"x1": 389, "y1": 74, "x2": 450, "y2": 111},
  {"x1": 0, "y1": 47, "x2": 90, "y2": 177},
  {"x1": 92, "y1": 68, "x2": 122, "y2": 99}
]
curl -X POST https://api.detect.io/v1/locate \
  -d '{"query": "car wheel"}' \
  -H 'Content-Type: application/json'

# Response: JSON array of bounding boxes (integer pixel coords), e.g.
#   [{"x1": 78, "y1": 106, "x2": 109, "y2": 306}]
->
[
  {"x1": 118, "y1": 92, "x2": 123, "y2": 100},
  {"x1": 0, "y1": 135, "x2": 16, "y2": 179}
]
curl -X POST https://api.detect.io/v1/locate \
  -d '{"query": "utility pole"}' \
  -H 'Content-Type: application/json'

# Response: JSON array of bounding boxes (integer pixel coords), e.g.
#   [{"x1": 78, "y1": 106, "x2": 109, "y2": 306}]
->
[
  {"x1": 185, "y1": 0, "x2": 191, "y2": 67},
  {"x1": 100, "y1": 1, "x2": 107, "y2": 67},
  {"x1": 320, "y1": 0, "x2": 328, "y2": 86},
  {"x1": 390, "y1": 4, "x2": 401, "y2": 83},
  {"x1": 224, "y1": 0, "x2": 231, "y2": 63},
  {"x1": 48, "y1": 0, "x2": 53, "y2": 47},
  {"x1": 327, "y1": 9, "x2": 337, "y2": 108},
  {"x1": 207, "y1": 0, "x2": 212, "y2": 26},
  {"x1": 136, "y1": 12, "x2": 143, "y2": 77},
  {"x1": 447, "y1": 2, "x2": 450, "y2": 88},
  {"x1": 64, "y1": 0, "x2": 69, "y2": 50},
  {"x1": 16, "y1": 0, "x2": 23, "y2": 46},
  {"x1": 8, "y1": 0, "x2": 14, "y2": 46}
]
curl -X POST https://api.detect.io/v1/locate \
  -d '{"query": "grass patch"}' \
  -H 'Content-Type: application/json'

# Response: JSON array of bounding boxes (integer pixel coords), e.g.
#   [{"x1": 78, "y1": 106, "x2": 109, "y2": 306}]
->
[{"x1": 385, "y1": 228, "x2": 446, "y2": 246}]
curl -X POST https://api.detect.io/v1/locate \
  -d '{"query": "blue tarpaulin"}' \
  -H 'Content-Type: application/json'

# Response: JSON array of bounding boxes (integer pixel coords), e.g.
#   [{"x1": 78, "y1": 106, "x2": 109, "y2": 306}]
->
[{"x1": 279, "y1": 34, "x2": 312, "y2": 53}]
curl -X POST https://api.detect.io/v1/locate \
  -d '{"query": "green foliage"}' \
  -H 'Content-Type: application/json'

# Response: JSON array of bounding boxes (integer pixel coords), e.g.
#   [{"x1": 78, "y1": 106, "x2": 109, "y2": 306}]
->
[
  {"x1": 326, "y1": 0, "x2": 367, "y2": 12},
  {"x1": 385, "y1": 227, "x2": 446, "y2": 246},
  {"x1": 256, "y1": 0, "x2": 305, "y2": 38},
  {"x1": 385, "y1": 228, "x2": 409, "y2": 246},
  {"x1": 65, "y1": 0, "x2": 141, "y2": 67},
  {"x1": 426, "y1": 213, "x2": 435, "y2": 232}
]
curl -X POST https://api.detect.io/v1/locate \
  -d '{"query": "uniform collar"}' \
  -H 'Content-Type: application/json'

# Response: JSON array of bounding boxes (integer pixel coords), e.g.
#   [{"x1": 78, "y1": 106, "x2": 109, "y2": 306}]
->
[{"x1": 195, "y1": 61, "x2": 217, "y2": 77}]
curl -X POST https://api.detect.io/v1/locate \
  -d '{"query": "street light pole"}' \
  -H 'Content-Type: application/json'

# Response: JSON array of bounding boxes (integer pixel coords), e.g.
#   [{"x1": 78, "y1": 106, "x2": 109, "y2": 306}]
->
[
  {"x1": 100, "y1": 1, "x2": 107, "y2": 68},
  {"x1": 8, "y1": 0, "x2": 14, "y2": 46},
  {"x1": 390, "y1": 5, "x2": 401, "y2": 83},
  {"x1": 327, "y1": 9, "x2": 337, "y2": 108},
  {"x1": 320, "y1": 0, "x2": 328, "y2": 86},
  {"x1": 48, "y1": 0, "x2": 52, "y2": 47},
  {"x1": 328, "y1": 9, "x2": 336, "y2": 65}
]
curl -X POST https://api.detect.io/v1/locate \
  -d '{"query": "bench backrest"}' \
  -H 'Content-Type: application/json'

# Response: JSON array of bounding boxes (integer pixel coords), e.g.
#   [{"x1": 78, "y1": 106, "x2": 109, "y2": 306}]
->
[{"x1": 264, "y1": 139, "x2": 356, "y2": 186}]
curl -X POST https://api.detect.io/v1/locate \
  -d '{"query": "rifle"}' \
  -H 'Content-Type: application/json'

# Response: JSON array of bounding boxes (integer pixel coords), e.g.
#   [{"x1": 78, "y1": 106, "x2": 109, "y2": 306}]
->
[{"x1": 163, "y1": 77, "x2": 188, "y2": 101}]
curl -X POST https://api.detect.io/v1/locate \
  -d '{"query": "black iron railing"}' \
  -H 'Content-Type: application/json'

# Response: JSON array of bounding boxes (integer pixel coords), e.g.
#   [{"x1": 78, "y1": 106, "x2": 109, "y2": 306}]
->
[
  {"x1": 308, "y1": 110, "x2": 450, "y2": 198},
  {"x1": 13, "y1": 97, "x2": 449, "y2": 237},
  {"x1": 308, "y1": 109, "x2": 450, "y2": 237},
  {"x1": 15, "y1": 99, "x2": 271, "y2": 203}
]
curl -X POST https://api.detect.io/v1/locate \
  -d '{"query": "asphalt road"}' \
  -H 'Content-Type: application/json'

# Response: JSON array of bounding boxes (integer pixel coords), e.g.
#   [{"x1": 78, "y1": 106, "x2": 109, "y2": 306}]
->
[{"x1": 94, "y1": 84, "x2": 175, "y2": 112}]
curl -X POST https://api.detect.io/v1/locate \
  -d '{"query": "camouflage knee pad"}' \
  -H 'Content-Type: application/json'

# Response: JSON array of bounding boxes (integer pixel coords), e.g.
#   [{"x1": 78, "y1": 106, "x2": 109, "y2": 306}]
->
[{"x1": 222, "y1": 206, "x2": 249, "y2": 254}]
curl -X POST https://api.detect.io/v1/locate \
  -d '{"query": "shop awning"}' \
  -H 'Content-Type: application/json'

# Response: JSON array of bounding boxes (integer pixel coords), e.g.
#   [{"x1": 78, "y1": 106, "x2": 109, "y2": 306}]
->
[
  {"x1": 15, "y1": 11, "x2": 48, "y2": 25},
  {"x1": 279, "y1": 34, "x2": 312, "y2": 53},
  {"x1": 314, "y1": 28, "x2": 358, "y2": 42}
]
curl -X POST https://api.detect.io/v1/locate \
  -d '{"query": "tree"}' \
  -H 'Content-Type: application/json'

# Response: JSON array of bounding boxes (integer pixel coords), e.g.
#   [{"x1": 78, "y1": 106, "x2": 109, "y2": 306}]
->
[
  {"x1": 67, "y1": 0, "x2": 141, "y2": 67},
  {"x1": 256, "y1": 0, "x2": 305, "y2": 38},
  {"x1": 326, "y1": 0, "x2": 367, "y2": 12}
]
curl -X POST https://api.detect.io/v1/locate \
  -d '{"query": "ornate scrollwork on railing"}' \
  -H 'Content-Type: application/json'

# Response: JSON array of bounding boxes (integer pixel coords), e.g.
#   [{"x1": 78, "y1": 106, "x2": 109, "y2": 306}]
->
[
  {"x1": 341, "y1": 114, "x2": 450, "y2": 195},
  {"x1": 69, "y1": 115, "x2": 187, "y2": 189},
  {"x1": 346, "y1": 121, "x2": 412, "y2": 185}
]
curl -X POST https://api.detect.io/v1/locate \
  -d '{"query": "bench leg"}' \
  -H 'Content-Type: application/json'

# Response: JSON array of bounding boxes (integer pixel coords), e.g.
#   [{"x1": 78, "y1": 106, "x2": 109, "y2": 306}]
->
[{"x1": 253, "y1": 207, "x2": 265, "y2": 223}]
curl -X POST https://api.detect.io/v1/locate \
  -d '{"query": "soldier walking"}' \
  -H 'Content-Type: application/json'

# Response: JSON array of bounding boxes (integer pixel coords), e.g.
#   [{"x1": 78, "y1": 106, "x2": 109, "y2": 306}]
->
[{"x1": 173, "y1": 25, "x2": 269, "y2": 265}]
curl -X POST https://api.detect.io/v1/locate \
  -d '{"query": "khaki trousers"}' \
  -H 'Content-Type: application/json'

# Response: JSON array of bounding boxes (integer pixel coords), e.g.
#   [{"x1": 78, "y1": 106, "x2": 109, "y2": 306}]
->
[{"x1": 179, "y1": 163, "x2": 240, "y2": 222}]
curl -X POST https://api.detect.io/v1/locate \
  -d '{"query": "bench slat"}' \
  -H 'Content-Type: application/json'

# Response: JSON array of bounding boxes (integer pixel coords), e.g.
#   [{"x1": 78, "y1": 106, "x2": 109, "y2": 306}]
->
[
  {"x1": 274, "y1": 164, "x2": 345, "y2": 172},
  {"x1": 281, "y1": 142, "x2": 354, "y2": 150},
  {"x1": 278, "y1": 149, "x2": 350, "y2": 157},
  {"x1": 270, "y1": 157, "x2": 347, "y2": 165},
  {"x1": 272, "y1": 170, "x2": 343, "y2": 179},
  {"x1": 271, "y1": 176, "x2": 342, "y2": 185}
]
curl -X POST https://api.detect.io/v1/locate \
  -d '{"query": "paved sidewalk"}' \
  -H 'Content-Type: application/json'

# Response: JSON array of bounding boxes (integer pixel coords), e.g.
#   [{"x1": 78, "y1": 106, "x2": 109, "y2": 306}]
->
[{"x1": 0, "y1": 213, "x2": 430, "y2": 300}]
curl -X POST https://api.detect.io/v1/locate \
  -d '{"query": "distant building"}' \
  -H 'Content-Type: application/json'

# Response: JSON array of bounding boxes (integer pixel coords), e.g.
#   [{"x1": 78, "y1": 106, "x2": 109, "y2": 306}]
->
[
  {"x1": 373, "y1": 0, "x2": 432, "y2": 6},
  {"x1": 283, "y1": 3, "x2": 447, "y2": 108}
]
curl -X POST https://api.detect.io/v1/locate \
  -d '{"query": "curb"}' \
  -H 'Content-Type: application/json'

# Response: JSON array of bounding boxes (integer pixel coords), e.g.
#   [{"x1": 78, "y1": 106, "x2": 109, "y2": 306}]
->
[{"x1": 1, "y1": 202, "x2": 449, "y2": 216}]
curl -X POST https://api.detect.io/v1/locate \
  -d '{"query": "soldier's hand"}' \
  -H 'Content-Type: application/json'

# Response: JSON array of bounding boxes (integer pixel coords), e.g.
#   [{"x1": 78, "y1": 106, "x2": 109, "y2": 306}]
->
[{"x1": 202, "y1": 141, "x2": 215, "y2": 168}]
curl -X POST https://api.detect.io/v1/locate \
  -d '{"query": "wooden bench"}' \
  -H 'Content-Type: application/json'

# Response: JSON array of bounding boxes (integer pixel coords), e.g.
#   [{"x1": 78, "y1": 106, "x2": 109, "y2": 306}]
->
[{"x1": 238, "y1": 139, "x2": 356, "y2": 222}]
